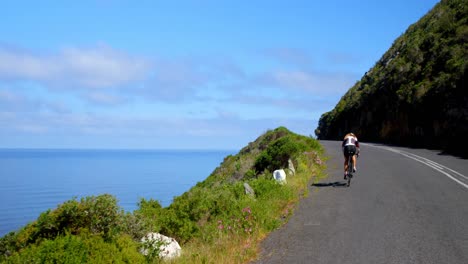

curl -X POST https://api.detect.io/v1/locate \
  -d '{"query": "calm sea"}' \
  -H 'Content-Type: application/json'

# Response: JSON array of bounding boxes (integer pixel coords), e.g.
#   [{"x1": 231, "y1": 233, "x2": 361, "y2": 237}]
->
[{"x1": 0, "y1": 149, "x2": 235, "y2": 237}]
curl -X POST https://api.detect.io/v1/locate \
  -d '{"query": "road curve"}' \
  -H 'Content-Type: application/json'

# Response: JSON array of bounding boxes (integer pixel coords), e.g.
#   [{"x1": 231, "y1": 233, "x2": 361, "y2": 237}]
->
[{"x1": 253, "y1": 140, "x2": 468, "y2": 264}]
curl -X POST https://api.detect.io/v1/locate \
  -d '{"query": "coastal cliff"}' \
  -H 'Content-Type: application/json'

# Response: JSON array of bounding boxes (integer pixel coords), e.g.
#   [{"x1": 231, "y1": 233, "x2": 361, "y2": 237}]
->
[
  {"x1": 316, "y1": 0, "x2": 467, "y2": 156},
  {"x1": 0, "y1": 127, "x2": 324, "y2": 263}
]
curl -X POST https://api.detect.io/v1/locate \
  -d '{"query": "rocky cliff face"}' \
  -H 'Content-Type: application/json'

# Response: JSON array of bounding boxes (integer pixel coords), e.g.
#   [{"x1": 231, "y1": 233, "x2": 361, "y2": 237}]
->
[{"x1": 316, "y1": 0, "x2": 467, "y2": 156}]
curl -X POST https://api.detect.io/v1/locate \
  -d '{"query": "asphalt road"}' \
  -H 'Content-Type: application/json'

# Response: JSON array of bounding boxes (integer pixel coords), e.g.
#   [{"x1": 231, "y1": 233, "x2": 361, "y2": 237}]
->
[{"x1": 253, "y1": 140, "x2": 468, "y2": 264}]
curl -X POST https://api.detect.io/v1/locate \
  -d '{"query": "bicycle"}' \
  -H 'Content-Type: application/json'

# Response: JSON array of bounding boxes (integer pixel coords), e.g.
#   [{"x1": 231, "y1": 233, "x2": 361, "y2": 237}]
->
[{"x1": 345, "y1": 151, "x2": 358, "y2": 187}]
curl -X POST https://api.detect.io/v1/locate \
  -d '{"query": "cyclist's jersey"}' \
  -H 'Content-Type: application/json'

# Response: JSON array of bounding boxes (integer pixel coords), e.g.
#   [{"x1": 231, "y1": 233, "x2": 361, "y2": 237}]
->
[{"x1": 342, "y1": 136, "x2": 359, "y2": 148}]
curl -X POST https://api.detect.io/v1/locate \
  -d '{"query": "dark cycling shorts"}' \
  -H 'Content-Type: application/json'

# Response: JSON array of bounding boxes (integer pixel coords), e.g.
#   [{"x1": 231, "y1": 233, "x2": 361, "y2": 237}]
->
[{"x1": 343, "y1": 145, "x2": 357, "y2": 157}]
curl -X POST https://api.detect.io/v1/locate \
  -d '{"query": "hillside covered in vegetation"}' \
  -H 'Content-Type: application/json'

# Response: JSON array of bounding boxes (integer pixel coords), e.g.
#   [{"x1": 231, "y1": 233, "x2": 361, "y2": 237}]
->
[
  {"x1": 0, "y1": 127, "x2": 323, "y2": 263},
  {"x1": 316, "y1": 0, "x2": 467, "y2": 156}
]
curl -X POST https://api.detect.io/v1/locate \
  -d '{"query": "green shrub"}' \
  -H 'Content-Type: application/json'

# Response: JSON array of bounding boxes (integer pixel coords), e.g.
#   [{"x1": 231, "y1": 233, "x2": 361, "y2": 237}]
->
[
  {"x1": 5, "y1": 233, "x2": 145, "y2": 264},
  {"x1": 120, "y1": 213, "x2": 147, "y2": 241},
  {"x1": 244, "y1": 169, "x2": 257, "y2": 180},
  {"x1": 5, "y1": 194, "x2": 125, "y2": 253},
  {"x1": 158, "y1": 207, "x2": 199, "y2": 244},
  {"x1": 254, "y1": 135, "x2": 315, "y2": 174},
  {"x1": 131, "y1": 198, "x2": 163, "y2": 238},
  {"x1": 83, "y1": 194, "x2": 123, "y2": 240},
  {"x1": 0, "y1": 232, "x2": 17, "y2": 261}
]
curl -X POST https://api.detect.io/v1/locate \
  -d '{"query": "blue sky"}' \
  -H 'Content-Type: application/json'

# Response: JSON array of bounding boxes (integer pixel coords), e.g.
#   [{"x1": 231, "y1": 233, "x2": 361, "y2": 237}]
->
[{"x1": 0, "y1": 0, "x2": 439, "y2": 150}]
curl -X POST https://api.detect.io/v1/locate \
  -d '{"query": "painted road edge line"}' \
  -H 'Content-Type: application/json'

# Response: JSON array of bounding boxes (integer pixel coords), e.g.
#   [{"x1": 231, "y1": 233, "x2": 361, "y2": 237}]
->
[{"x1": 363, "y1": 143, "x2": 468, "y2": 190}]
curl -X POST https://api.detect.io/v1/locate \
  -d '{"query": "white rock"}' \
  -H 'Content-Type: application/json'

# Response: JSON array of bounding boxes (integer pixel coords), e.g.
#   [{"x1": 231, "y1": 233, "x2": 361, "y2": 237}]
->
[
  {"x1": 288, "y1": 159, "x2": 296, "y2": 175},
  {"x1": 273, "y1": 169, "x2": 287, "y2": 184},
  {"x1": 244, "y1": 182, "x2": 255, "y2": 197},
  {"x1": 141, "y1": 232, "x2": 181, "y2": 259}
]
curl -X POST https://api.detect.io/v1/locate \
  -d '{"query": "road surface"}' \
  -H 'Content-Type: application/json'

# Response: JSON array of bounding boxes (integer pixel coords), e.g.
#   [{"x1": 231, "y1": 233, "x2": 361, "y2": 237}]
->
[{"x1": 253, "y1": 141, "x2": 468, "y2": 264}]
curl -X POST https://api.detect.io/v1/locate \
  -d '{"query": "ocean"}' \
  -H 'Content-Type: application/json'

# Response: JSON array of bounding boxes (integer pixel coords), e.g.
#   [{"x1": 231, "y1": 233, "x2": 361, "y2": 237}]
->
[{"x1": 0, "y1": 149, "x2": 235, "y2": 237}]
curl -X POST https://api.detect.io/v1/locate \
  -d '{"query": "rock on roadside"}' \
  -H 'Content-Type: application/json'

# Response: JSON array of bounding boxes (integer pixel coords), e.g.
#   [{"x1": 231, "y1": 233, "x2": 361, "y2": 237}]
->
[{"x1": 141, "y1": 233, "x2": 182, "y2": 259}]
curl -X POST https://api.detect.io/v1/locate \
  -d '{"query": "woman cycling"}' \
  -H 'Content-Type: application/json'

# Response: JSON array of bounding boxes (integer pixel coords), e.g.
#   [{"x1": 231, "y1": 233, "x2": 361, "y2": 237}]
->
[{"x1": 342, "y1": 133, "x2": 359, "y2": 179}]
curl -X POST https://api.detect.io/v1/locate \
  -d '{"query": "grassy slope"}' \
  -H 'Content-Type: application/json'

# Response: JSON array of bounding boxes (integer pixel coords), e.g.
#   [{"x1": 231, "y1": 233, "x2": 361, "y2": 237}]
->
[{"x1": 1, "y1": 127, "x2": 325, "y2": 263}]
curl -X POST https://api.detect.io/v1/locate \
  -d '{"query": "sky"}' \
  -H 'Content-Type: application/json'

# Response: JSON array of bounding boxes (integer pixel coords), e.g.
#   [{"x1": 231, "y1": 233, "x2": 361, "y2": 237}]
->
[{"x1": 0, "y1": 0, "x2": 440, "y2": 150}]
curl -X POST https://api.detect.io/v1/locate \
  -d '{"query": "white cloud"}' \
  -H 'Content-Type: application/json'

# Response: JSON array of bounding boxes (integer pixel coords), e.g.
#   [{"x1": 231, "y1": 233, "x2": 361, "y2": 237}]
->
[
  {"x1": 85, "y1": 92, "x2": 126, "y2": 105},
  {"x1": 134, "y1": 57, "x2": 246, "y2": 103},
  {"x1": 0, "y1": 45, "x2": 354, "y2": 110},
  {"x1": 0, "y1": 45, "x2": 152, "y2": 89},
  {"x1": 0, "y1": 87, "x2": 70, "y2": 113},
  {"x1": 17, "y1": 124, "x2": 49, "y2": 133},
  {"x1": 61, "y1": 46, "x2": 151, "y2": 88},
  {"x1": 262, "y1": 48, "x2": 313, "y2": 69},
  {"x1": 0, "y1": 45, "x2": 349, "y2": 149},
  {"x1": 274, "y1": 70, "x2": 318, "y2": 89},
  {"x1": 327, "y1": 52, "x2": 359, "y2": 65},
  {"x1": 142, "y1": 59, "x2": 207, "y2": 101},
  {"x1": 257, "y1": 70, "x2": 355, "y2": 95},
  {"x1": 0, "y1": 89, "x2": 20, "y2": 102},
  {"x1": 0, "y1": 109, "x2": 316, "y2": 149}
]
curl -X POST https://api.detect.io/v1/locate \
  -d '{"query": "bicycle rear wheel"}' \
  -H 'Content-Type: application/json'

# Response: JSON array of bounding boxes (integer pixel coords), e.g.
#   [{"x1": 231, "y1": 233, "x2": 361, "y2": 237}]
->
[{"x1": 347, "y1": 156, "x2": 353, "y2": 187}]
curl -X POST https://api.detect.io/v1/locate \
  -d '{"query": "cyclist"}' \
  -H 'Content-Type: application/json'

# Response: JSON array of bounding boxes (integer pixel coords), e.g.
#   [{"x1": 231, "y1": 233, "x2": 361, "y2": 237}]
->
[{"x1": 342, "y1": 133, "x2": 360, "y2": 179}]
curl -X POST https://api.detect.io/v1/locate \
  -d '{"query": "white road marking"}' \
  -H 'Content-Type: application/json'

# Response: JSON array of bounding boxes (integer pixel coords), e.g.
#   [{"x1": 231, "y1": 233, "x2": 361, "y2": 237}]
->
[{"x1": 364, "y1": 143, "x2": 468, "y2": 190}]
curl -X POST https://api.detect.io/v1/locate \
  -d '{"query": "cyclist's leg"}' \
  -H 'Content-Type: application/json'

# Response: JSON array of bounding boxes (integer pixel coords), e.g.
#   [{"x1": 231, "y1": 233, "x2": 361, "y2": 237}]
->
[
  {"x1": 349, "y1": 145, "x2": 357, "y2": 172},
  {"x1": 344, "y1": 153, "x2": 349, "y2": 179},
  {"x1": 344, "y1": 155, "x2": 349, "y2": 173},
  {"x1": 352, "y1": 154, "x2": 357, "y2": 172},
  {"x1": 342, "y1": 146, "x2": 347, "y2": 173}
]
